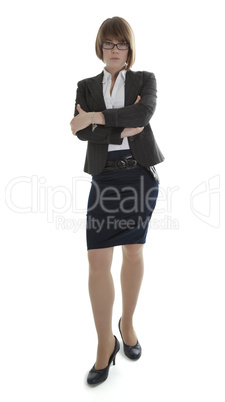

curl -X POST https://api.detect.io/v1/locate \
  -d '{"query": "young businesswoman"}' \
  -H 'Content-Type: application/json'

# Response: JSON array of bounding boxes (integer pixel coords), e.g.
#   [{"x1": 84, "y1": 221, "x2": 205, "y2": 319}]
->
[{"x1": 70, "y1": 16, "x2": 164, "y2": 385}]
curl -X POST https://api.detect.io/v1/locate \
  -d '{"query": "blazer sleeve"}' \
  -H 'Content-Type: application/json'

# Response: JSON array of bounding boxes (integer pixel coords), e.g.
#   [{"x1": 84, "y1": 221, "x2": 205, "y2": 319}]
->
[
  {"x1": 102, "y1": 72, "x2": 157, "y2": 128},
  {"x1": 74, "y1": 80, "x2": 123, "y2": 145}
]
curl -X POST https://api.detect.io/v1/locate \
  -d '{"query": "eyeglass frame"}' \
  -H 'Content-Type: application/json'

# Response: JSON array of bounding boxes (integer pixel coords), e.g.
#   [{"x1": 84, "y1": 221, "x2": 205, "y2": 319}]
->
[{"x1": 101, "y1": 42, "x2": 130, "y2": 50}]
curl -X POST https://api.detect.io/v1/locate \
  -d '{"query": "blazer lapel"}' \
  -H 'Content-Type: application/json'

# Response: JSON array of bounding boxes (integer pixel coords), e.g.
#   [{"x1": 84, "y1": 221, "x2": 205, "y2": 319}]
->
[
  {"x1": 86, "y1": 70, "x2": 142, "y2": 109},
  {"x1": 86, "y1": 72, "x2": 106, "y2": 110},
  {"x1": 125, "y1": 70, "x2": 142, "y2": 106}
]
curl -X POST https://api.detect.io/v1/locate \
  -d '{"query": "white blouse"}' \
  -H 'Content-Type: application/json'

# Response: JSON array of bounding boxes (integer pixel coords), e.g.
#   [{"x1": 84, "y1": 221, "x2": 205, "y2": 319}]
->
[{"x1": 102, "y1": 68, "x2": 130, "y2": 152}]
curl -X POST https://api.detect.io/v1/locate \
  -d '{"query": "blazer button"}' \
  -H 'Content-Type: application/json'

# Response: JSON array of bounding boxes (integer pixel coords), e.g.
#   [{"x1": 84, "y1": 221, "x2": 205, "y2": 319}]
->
[{"x1": 129, "y1": 137, "x2": 134, "y2": 142}]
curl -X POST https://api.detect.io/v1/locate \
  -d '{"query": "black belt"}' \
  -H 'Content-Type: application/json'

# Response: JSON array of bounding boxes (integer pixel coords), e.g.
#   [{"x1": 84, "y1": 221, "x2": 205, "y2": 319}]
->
[
  {"x1": 104, "y1": 155, "x2": 138, "y2": 170},
  {"x1": 104, "y1": 155, "x2": 160, "y2": 183}
]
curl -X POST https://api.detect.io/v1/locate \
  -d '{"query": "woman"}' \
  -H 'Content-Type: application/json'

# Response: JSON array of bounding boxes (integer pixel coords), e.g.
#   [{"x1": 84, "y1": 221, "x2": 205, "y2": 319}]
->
[{"x1": 70, "y1": 16, "x2": 164, "y2": 385}]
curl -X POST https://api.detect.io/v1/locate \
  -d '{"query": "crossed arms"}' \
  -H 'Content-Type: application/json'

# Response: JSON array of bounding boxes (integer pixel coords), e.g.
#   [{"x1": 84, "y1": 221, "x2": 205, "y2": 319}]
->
[{"x1": 70, "y1": 72, "x2": 157, "y2": 145}]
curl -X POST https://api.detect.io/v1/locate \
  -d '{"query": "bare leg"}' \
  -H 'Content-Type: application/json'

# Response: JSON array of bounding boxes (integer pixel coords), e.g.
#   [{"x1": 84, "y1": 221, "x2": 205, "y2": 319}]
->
[
  {"x1": 120, "y1": 244, "x2": 144, "y2": 345},
  {"x1": 88, "y1": 247, "x2": 115, "y2": 369}
]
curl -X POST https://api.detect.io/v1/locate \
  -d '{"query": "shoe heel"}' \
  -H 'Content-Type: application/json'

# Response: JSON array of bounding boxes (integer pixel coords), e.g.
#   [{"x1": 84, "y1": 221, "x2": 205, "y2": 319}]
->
[{"x1": 113, "y1": 357, "x2": 116, "y2": 366}]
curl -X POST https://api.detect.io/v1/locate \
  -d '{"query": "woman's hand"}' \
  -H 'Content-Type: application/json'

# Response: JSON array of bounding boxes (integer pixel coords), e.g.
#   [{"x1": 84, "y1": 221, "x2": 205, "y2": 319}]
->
[
  {"x1": 121, "y1": 95, "x2": 144, "y2": 138},
  {"x1": 121, "y1": 126, "x2": 144, "y2": 138},
  {"x1": 134, "y1": 95, "x2": 141, "y2": 104},
  {"x1": 70, "y1": 105, "x2": 91, "y2": 136}
]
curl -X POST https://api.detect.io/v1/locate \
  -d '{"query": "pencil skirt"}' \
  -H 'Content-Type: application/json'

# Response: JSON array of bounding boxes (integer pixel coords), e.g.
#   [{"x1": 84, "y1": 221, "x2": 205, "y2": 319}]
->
[{"x1": 86, "y1": 150, "x2": 159, "y2": 250}]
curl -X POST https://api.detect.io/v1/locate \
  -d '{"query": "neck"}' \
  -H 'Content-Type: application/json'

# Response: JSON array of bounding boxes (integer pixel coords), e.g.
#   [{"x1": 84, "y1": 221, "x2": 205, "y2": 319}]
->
[{"x1": 105, "y1": 65, "x2": 126, "y2": 81}]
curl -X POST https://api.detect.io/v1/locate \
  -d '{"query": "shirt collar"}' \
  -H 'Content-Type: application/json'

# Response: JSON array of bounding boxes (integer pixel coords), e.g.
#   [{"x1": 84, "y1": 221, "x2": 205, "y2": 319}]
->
[{"x1": 102, "y1": 68, "x2": 127, "y2": 84}]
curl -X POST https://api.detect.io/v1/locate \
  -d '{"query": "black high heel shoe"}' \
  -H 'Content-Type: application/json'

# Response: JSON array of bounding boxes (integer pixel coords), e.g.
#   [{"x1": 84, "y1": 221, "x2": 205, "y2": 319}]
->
[
  {"x1": 87, "y1": 336, "x2": 120, "y2": 385},
  {"x1": 118, "y1": 318, "x2": 142, "y2": 360}
]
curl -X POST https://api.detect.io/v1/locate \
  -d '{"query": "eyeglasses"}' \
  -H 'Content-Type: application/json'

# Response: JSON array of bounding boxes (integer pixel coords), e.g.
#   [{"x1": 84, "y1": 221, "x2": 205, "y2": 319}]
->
[{"x1": 102, "y1": 42, "x2": 130, "y2": 50}]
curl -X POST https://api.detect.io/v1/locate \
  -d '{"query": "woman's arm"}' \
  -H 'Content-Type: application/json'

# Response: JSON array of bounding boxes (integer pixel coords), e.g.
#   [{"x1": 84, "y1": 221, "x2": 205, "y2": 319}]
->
[
  {"x1": 70, "y1": 105, "x2": 123, "y2": 144},
  {"x1": 70, "y1": 81, "x2": 122, "y2": 144},
  {"x1": 102, "y1": 72, "x2": 157, "y2": 128}
]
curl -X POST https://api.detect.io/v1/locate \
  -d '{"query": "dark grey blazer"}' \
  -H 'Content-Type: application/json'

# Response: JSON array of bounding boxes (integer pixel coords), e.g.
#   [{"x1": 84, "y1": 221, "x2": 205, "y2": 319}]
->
[{"x1": 74, "y1": 70, "x2": 164, "y2": 175}]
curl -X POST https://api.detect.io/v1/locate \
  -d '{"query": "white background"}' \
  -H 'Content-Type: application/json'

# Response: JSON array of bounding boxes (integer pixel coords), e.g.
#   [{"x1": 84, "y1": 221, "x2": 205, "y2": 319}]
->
[{"x1": 0, "y1": 0, "x2": 224, "y2": 401}]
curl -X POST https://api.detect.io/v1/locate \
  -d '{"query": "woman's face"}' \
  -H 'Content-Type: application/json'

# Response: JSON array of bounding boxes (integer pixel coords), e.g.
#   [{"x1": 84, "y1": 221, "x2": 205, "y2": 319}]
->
[{"x1": 102, "y1": 37, "x2": 129, "y2": 74}]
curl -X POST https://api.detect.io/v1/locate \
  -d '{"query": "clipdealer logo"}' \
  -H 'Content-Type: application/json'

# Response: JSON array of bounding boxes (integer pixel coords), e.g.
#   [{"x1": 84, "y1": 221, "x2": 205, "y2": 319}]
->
[{"x1": 5, "y1": 174, "x2": 220, "y2": 230}]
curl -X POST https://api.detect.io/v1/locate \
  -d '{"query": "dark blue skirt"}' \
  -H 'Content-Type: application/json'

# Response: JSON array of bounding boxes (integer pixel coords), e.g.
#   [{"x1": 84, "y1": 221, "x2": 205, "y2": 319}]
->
[{"x1": 86, "y1": 150, "x2": 159, "y2": 250}]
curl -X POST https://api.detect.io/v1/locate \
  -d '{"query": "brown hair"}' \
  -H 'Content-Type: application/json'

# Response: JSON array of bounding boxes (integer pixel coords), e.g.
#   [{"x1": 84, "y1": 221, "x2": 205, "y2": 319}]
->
[{"x1": 95, "y1": 17, "x2": 136, "y2": 70}]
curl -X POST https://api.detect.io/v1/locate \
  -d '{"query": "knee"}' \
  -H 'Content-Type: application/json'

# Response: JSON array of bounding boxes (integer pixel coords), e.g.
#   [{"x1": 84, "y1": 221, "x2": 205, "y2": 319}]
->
[
  {"x1": 122, "y1": 244, "x2": 144, "y2": 263},
  {"x1": 88, "y1": 248, "x2": 113, "y2": 275}
]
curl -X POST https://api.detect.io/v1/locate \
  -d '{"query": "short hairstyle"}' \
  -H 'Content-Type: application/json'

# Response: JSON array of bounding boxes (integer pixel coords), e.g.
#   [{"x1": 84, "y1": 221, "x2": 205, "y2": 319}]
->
[{"x1": 95, "y1": 16, "x2": 136, "y2": 70}]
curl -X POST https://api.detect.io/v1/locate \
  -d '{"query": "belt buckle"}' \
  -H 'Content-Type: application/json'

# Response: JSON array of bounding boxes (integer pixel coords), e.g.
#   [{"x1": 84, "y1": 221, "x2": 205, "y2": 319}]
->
[{"x1": 115, "y1": 157, "x2": 129, "y2": 170}]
